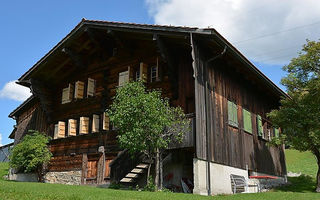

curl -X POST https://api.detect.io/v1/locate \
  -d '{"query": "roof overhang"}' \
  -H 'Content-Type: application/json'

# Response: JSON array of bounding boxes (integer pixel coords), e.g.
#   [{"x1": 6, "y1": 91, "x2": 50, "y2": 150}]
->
[{"x1": 17, "y1": 19, "x2": 288, "y2": 99}]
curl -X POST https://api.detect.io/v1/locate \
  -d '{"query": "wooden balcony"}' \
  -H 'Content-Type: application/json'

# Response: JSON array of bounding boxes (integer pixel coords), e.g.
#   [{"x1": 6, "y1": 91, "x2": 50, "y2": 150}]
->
[{"x1": 168, "y1": 113, "x2": 195, "y2": 149}]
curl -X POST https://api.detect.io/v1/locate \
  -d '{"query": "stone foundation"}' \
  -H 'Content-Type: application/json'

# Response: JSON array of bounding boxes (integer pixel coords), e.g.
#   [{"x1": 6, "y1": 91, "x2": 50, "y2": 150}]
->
[{"x1": 44, "y1": 170, "x2": 81, "y2": 185}]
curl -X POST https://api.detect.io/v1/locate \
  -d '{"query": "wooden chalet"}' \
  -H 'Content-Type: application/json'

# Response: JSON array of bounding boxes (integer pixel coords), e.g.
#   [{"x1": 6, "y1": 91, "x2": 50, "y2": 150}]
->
[{"x1": 9, "y1": 19, "x2": 287, "y2": 195}]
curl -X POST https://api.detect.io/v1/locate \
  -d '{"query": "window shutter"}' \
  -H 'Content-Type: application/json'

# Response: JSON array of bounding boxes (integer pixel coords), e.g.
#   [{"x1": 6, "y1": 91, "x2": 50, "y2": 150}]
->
[
  {"x1": 140, "y1": 62, "x2": 148, "y2": 82},
  {"x1": 87, "y1": 78, "x2": 96, "y2": 97},
  {"x1": 103, "y1": 112, "x2": 110, "y2": 131},
  {"x1": 228, "y1": 101, "x2": 238, "y2": 127},
  {"x1": 61, "y1": 84, "x2": 74, "y2": 104},
  {"x1": 79, "y1": 117, "x2": 89, "y2": 134},
  {"x1": 68, "y1": 119, "x2": 77, "y2": 136},
  {"x1": 243, "y1": 109, "x2": 252, "y2": 133},
  {"x1": 232, "y1": 103, "x2": 238, "y2": 127},
  {"x1": 150, "y1": 65, "x2": 159, "y2": 82},
  {"x1": 54, "y1": 124, "x2": 59, "y2": 139},
  {"x1": 92, "y1": 114, "x2": 100, "y2": 133},
  {"x1": 75, "y1": 81, "x2": 84, "y2": 99},
  {"x1": 274, "y1": 128, "x2": 280, "y2": 138},
  {"x1": 257, "y1": 115, "x2": 263, "y2": 137},
  {"x1": 57, "y1": 121, "x2": 65, "y2": 138},
  {"x1": 118, "y1": 70, "x2": 129, "y2": 87}
]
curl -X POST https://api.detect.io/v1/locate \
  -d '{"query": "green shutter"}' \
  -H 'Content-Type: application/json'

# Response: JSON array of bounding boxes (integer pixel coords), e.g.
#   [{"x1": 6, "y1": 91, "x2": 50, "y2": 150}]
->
[
  {"x1": 233, "y1": 103, "x2": 238, "y2": 127},
  {"x1": 228, "y1": 101, "x2": 238, "y2": 127},
  {"x1": 257, "y1": 115, "x2": 263, "y2": 137},
  {"x1": 274, "y1": 128, "x2": 280, "y2": 138},
  {"x1": 243, "y1": 109, "x2": 252, "y2": 133}
]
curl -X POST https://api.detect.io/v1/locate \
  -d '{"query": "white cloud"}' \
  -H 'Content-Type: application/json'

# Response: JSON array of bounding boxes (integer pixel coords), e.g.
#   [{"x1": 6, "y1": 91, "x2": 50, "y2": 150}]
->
[
  {"x1": 0, "y1": 133, "x2": 2, "y2": 146},
  {"x1": 0, "y1": 80, "x2": 31, "y2": 101},
  {"x1": 145, "y1": 0, "x2": 320, "y2": 65}
]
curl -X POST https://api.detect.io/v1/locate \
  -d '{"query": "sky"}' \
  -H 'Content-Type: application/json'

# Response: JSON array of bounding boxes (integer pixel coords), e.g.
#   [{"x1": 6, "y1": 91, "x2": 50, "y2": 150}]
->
[{"x1": 0, "y1": 0, "x2": 319, "y2": 145}]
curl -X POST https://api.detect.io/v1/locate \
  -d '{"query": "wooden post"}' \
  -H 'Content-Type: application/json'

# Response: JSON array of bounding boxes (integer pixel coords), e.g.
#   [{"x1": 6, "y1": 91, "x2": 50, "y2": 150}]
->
[
  {"x1": 81, "y1": 153, "x2": 88, "y2": 185},
  {"x1": 97, "y1": 146, "x2": 105, "y2": 184}
]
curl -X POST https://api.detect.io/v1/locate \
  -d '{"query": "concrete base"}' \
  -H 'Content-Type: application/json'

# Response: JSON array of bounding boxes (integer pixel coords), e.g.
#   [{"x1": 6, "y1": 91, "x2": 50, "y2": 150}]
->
[
  {"x1": 193, "y1": 159, "x2": 249, "y2": 195},
  {"x1": 193, "y1": 158, "x2": 208, "y2": 195},
  {"x1": 193, "y1": 159, "x2": 287, "y2": 195},
  {"x1": 8, "y1": 168, "x2": 38, "y2": 182}
]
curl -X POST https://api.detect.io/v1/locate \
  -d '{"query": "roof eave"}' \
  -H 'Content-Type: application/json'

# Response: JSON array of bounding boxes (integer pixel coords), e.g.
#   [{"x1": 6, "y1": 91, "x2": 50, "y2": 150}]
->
[{"x1": 208, "y1": 30, "x2": 288, "y2": 98}]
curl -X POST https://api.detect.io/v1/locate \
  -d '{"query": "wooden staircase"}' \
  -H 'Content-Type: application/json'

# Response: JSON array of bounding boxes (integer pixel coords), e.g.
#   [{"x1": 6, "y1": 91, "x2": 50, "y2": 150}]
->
[{"x1": 120, "y1": 163, "x2": 149, "y2": 184}]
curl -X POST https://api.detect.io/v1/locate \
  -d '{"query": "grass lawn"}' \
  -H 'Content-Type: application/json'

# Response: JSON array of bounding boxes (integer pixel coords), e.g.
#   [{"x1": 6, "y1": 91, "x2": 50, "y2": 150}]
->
[{"x1": 0, "y1": 149, "x2": 319, "y2": 200}]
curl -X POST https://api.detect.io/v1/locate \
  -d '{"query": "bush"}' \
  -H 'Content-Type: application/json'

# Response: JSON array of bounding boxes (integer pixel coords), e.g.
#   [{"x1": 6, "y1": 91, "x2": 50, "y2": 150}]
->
[
  {"x1": 9, "y1": 131, "x2": 52, "y2": 181},
  {"x1": 143, "y1": 176, "x2": 156, "y2": 192}
]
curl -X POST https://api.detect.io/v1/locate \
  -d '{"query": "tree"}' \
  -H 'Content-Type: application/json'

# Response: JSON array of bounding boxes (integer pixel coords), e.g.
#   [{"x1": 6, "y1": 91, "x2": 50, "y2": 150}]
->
[
  {"x1": 268, "y1": 40, "x2": 320, "y2": 192},
  {"x1": 9, "y1": 131, "x2": 52, "y2": 182},
  {"x1": 107, "y1": 81, "x2": 189, "y2": 190}
]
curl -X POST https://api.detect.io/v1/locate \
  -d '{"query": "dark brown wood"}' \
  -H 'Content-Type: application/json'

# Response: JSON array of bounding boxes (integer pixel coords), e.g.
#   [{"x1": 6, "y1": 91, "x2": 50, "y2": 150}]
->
[
  {"x1": 97, "y1": 146, "x2": 105, "y2": 184},
  {"x1": 81, "y1": 153, "x2": 88, "y2": 184},
  {"x1": 11, "y1": 24, "x2": 287, "y2": 184}
]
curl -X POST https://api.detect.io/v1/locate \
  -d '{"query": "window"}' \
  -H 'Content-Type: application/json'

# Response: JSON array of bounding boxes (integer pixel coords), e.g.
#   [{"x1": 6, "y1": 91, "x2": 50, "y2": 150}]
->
[
  {"x1": 150, "y1": 65, "x2": 158, "y2": 82},
  {"x1": 61, "y1": 84, "x2": 74, "y2": 104},
  {"x1": 228, "y1": 100, "x2": 238, "y2": 127},
  {"x1": 68, "y1": 119, "x2": 77, "y2": 136},
  {"x1": 79, "y1": 117, "x2": 89, "y2": 134},
  {"x1": 54, "y1": 121, "x2": 65, "y2": 139},
  {"x1": 243, "y1": 108, "x2": 252, "y2": 133},
  {"x1": 118, "y1": 70, "x2": 129, "y2": 87},
  {"x1": 257, "y1": 115, "x2": 263, "y2": 137},
  {"x1": 74, "y1": 81, "x2": 85, "y2": 99},
  {"x1": 140, "y1": 62, "x2": 148, "y2": 82},
  {"x1": 135, "y1": 70, "x2": 140, "y2": 81},
  {"x1": 92, "y1": 114, "x2": 100, "y2": 133},
  {"x1": 87, "y1": 78, "x2": 96, "y2": 97},
  {"x1": 102, "y1": 112, "x2": 110, "y2": 131}
]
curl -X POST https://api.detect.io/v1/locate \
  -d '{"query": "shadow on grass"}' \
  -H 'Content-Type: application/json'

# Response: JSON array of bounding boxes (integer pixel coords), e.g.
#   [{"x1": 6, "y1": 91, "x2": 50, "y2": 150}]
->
[{"x1": 276, "y1": 175, "x2": 316, "y2": 193}]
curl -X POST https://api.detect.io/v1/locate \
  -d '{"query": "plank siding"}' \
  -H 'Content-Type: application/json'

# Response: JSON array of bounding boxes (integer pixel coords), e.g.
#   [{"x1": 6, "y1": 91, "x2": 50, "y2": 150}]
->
[{"x1": 207, "y1": 59, "x2": 286, "y2": 176}]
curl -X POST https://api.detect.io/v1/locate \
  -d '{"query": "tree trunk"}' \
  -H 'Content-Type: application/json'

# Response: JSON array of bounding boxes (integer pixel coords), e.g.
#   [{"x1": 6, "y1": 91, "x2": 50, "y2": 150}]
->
[
  {"x1": 147, "y1": 162, "x2": 151, "y2": 184},
  {"x1": 314, "y1": 149, "x2": 320, "y2": 192},
  {"x1": 159, "y1": 151, "x2": 163, "y2": 190},
  {"x1": 155, "y1": 148, "x2": 160, "y2": 191}
]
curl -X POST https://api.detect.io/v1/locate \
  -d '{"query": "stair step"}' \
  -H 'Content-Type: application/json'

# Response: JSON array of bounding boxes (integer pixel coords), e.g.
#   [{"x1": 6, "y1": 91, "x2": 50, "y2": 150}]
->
[
  {"x1": 120, "y1": 178, "x2": 135, "y2": 183},
  {"x1": 126, "y1": 173, "x2": 139, "y2": 178},
  {"x1": 136, "y1": 163, "x2": 149, "y2": 169},
  {"x1": 131, "y1": 168, "x2": 144, "y2": 174}
]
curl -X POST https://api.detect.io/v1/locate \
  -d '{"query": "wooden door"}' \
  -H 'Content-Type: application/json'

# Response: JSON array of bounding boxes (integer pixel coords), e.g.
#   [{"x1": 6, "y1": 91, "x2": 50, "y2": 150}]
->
[
  {"x1": 105, "y1": 159, "x2": 112, "y2": 178},
  {"x1": 87, "y1": 160, "x2": 97, "y2": 179}
]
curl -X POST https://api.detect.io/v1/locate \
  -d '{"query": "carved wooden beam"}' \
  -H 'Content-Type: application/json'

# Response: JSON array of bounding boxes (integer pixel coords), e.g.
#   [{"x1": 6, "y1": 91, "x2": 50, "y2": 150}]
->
[
  {"x1": 30, "y1": 79, "x2": 54, "y2": 123},
  {"x1": 85, "y1": 28, "x2": 116, "y2": 58},
  {"x1": 154, "y1": 34, "x2": 179, "y2": 99},
  {"x1": 61, "y1": 47, "x2": 87, "y2": 69}
]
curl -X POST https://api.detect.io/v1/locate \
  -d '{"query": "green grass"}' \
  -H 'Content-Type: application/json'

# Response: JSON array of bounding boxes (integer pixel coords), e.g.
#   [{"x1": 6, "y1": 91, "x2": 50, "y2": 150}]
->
[
  {"x1": 0, "y1": 149, "x2": 319, "y2": 200},
  {"x1": 285, "y1": 149, "x2": 317, "y2": 177}
]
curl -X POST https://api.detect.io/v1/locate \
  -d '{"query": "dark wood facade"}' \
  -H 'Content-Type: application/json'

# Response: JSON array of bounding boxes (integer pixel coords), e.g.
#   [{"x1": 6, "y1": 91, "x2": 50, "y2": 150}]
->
[
  {"x1": 191, "y1": 34, "x2": 286, "y2": 176},
  {"x1": 9, "y1": 20, "x2": 287, "y2": 185}
]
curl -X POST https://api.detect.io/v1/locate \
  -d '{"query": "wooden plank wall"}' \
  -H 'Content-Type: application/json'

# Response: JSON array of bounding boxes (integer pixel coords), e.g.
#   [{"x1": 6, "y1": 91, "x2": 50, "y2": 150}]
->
[
  {"x1": 191, "y1": 35, "x2": 208, "y2": 160},
  {"x1": 14, "y1": 101, "x2": 48, "y2": 144},
  {"x1": 208, "y1": 60, "x2": 286, "y2": 176},
  {"x1": 48, "y1": 132, "x2": 117, "y2": 171}
]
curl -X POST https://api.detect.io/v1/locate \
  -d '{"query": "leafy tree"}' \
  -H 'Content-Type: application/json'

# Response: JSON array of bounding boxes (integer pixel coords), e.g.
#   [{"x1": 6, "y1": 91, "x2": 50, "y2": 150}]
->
[
  {"x1": 268, "y1": 40, "x2": 320, "y2": 192},
  {"x1": 9, "y1": 131, "x2": 52, "y2": 182},
  {"x1": 107, "y1": 81, "x2": 189, "y2": 190}
]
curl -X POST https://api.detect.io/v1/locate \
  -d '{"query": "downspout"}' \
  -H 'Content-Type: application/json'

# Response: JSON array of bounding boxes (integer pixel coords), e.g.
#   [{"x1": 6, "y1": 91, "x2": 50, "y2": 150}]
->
[{"x1": 204, "y1": 45, "x2": 227, "y2": 196}]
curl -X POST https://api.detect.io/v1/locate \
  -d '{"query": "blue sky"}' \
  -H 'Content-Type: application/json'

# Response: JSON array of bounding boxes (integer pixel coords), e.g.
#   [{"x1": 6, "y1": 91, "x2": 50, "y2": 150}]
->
[{"x1": 0, "y1": 0, "x2": 319, "y2": 145}]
